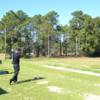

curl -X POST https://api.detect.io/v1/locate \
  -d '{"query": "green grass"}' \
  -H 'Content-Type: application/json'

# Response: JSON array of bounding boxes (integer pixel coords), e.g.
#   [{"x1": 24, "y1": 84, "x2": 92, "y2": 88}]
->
[{"x1": 0, "y1": 57, "x2": 100, "y2": 100}]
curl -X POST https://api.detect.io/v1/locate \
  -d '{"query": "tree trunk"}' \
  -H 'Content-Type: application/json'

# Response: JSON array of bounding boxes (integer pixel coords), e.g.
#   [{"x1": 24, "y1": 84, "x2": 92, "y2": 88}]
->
[
  {"x1": 48, "y1": 34, "x2": 50, "y2": 57},
  {"x1": 75, "y1": 37, "x2": 78, "y2": 56},
  {"x1": 60, "y1": 41, "x2": 62, "y2": 56}
]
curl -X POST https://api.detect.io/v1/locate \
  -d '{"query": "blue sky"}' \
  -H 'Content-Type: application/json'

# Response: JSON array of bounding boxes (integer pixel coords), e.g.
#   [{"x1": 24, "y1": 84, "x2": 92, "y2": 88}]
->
[{"x1": 0, "y1": 0, "x2": 100, "y2": 25}]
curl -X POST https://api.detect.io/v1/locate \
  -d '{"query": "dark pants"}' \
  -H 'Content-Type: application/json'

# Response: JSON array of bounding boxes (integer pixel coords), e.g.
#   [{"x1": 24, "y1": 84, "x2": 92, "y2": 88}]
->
[{"x1": 11, "y1": 64, "x2": 20, "y2": 82}]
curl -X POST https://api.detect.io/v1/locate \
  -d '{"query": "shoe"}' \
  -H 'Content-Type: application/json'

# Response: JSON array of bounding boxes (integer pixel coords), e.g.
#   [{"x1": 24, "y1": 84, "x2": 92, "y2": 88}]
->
[
  {"x1": 9, "y1": 79, "x2": 12, "y2": 85},
  {"x1": 14, "y1": 81, "x2": 17, "y2": 84}
]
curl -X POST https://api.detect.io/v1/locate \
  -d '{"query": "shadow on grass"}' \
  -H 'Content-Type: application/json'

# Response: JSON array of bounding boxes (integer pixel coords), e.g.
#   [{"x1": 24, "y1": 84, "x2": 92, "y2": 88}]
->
[
  {"x1": 0, "y1": 71, "x2": 13, "y2": 75},
  {"x1": 17, "y1": 77, "x2": 45, "y2": 84},
  {"x1": 0, "y1": 88, "x2": 8, "y2": 95},
  {"x1": 0, "y1": 71, "x2": 9, "y2": 75}
]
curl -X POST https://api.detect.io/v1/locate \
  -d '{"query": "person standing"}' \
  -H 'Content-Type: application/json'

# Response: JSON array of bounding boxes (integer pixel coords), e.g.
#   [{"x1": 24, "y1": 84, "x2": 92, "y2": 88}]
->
[{"x1": 9, "y1": 48, "x2": 20, "y2": 85}]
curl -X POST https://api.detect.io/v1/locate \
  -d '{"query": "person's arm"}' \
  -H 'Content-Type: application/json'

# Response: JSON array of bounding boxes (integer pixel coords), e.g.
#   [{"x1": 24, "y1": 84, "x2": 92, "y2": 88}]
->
[{"x1": 12, "y1": 53, "x2": 14, "y2": 64}]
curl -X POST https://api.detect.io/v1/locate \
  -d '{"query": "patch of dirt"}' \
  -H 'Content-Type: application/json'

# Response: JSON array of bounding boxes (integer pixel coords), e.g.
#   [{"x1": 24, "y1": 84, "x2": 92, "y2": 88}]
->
[
  {"x1": 47, "y1": 86, "x2": 64, "y2": 94},
  {"x1": 45, "y1": 65, "x2": 100, "y2": 77}
]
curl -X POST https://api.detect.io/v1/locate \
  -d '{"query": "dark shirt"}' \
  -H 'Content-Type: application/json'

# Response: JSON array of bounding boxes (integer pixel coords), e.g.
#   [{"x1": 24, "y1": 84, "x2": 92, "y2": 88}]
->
[{"x1": 12, "y1": 52, "x2": 20, "y2": 64}]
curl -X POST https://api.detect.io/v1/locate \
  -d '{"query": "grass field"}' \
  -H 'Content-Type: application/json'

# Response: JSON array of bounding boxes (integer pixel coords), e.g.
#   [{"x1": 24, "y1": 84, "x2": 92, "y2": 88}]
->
[{"x1": 0, "y1": 57, "x2": 100, "y2": 100}]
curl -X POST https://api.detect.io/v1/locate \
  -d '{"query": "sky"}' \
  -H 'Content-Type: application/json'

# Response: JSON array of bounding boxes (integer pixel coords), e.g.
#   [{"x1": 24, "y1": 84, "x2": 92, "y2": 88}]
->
[{"x1": 0, "y1": 0, "x2": 100, "y2": 25}]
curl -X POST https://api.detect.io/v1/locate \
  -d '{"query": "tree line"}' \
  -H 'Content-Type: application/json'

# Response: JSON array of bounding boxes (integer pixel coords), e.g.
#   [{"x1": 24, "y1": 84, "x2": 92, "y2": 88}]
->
[{"x1": 0, "y1": 10, "x2": 100, "y2": 57}]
